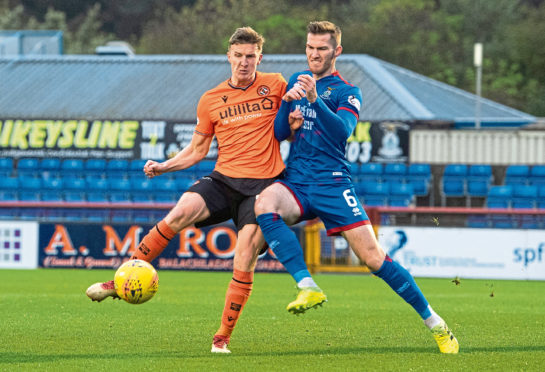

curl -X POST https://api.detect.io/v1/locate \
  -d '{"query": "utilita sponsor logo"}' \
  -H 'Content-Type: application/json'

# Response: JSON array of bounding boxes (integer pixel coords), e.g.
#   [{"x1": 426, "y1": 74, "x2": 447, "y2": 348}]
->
[{"x1": 218, "y1": 98, "x2": 273, "y2": 120}]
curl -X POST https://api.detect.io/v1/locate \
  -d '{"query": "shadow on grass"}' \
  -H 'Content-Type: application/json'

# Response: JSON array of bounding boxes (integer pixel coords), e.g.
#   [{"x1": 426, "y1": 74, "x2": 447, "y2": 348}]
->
[{"x1": 3, "y1": 345, "x2": 545, "y2": 363}]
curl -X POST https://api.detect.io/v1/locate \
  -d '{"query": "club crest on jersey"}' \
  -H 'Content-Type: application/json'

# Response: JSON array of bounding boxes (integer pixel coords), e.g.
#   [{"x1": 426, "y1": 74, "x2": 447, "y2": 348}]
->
[
  {"x1": 257, "y1": 85, "x2": 270, "y2": 96},
  {"x1": 320, "y1": 89, "x2": 332, "y2": 100},
  {"x1": 348, "y1": 95, "x2": 361, "y2": 111}
]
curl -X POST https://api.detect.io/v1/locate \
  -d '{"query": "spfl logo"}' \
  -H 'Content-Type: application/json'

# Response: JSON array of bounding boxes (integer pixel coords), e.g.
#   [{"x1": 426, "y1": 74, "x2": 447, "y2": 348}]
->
[
  {"x1": 513, "y1": 244, "x2": 544, "y2": 267},
  {"x1": 0, "y1": 228, "x2": 22, "y2": 263}
]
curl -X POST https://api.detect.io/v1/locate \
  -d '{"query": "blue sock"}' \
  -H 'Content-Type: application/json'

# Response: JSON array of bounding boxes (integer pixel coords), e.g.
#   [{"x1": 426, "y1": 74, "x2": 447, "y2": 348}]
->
[
  {"x1": 256, "y1": 213, "x2": 312, "y2": 283},
  {"x1": 373, "y1": 256, "x2": 431, "y2": 319}
]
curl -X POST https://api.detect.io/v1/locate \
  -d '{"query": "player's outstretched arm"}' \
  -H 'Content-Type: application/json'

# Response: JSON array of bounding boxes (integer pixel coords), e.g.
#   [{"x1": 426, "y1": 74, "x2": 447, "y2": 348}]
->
[{"x1": 143, "y1": 133, "x2": 213, "y2": 178}]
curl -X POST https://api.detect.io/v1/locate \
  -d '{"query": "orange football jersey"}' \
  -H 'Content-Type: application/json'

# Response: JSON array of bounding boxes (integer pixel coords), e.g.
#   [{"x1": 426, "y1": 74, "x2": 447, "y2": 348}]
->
[{"x1": 195, "y1": 72, "x2": 287, "y2": 179}]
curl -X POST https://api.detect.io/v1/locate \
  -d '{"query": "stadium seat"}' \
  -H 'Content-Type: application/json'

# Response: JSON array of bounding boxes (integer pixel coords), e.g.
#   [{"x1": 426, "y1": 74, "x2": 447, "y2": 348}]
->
[
  {"x1": 0, "y1": 157, "x2": 14, "y2": 177},
  {"x1": 443, "y1": 164, "x2": 468, "y2": 178},
  {"x1": 538, "y1": 186, "x2": 545, "y2": 209},
  {"x1": 61, "y1": 159, "x2": 84, "y2": 178},
  {"x1": 86, "y1": 209, "x2": 110, "y2": 222},
  {"x1": 87, "y1": 191, "x2": 109, "y2": 203},
  {"x1": 504, "y1": 165, "x2": 529, "y2": 186},
  {"x1": 106, "y1": 159, "x2": 129, "y2": 176},
  {"x1": 383, "y1": 163, "x2": 407, "y2": 184},
  {"x1": 176, "y1": 177, "x2": 195, "y2": 191},
  {"x1": 19, "y1": 208, "x2": 43, "y2": 220},
  {"x1": 111, "y1": 209, "x2": 132, "y2": 222},
  {"x1": 359, "y1": 163, "x2": 383, "y2": 183},
  {"x1": 406, "y1": 163, "x2": 432, "y2": 198},
  {"x1": 519, "y1": 215, "x2": 540, "y2": 229},
  {"x1": 40, "y1": 158, "x2": 61, "y2": 171},
  {"x1": 17, "y1": 158, "x2": 40, "y2": 178},
  {"x1": 110, "y1": 191, "x2": 132, "y2": 203},
  {"x1": 0, "y1": 190, "x2": 18, "y2": 201},
  {"x1": 133, "y1": 210, "x2": 155, "y2": 223},
  {"x1": 0, "y1": 177, "x2": 19, "y2": 190},
  {"x1": 107, "y1": 177, "x2": 131, "y2": 192},
  {"x1": 64, "y1": 191, "x2": 86, "y2": 202},
  {"x1": 60, "y1": 208, "x2": 86, "y2": 221},
  {"x1": 486, "y1": 185, "x2": 512, "y2": 209},
  {"x1": 150, "y1": 177, "x2": 177, "y2": 192},
  {"x1": 18, "y1": 176, "x2": 42, "y2": 191},
  {"x1": 389, "y1": 183, "x2": 414, "y2": 207},
  {"x1": 86, "y1": 178, "x2": 108, "y2": 191},
  {"x1": 128, "y1": 159, "x2": 147, "y2": 177},
  {"x1": 467, "y1": 215, "x2": 489, "y2": 228},
  {"x1": 361, "y1": 182, "x2": 389, "y2": 206},
  {"x1": 64, "y1": 177, "x2": 86, "y2": 190},
  {"x1": 529, "y1": 165, "x2": 545, "y2": 187},
  {"x1": 40, "y1": 191, "x2": 63, "y2": 202},
  {"x1": 19, "y1": 191, "x2": 41, "y2": 201},
  {"x1": 490, "y1": 214, "x2": 516, "y2": 229},
  {"x1": 42, "y1": 177, "x2": 63, "y2": 190},
  {"x1": 85, "y1": 158, "x2": 107, "y2": 178},
  {"x1": 197, "y1": 160, "x2": 216, "y2": 174},
  {"x1": 511, "y1": 185, "x2": 537, "y2": 209}
]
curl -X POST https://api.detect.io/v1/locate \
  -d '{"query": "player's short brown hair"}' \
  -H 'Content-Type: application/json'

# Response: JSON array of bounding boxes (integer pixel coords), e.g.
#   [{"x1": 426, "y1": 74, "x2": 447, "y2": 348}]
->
[
  {"x1": 229, "y1": 27, "x2": 265, "y2": 51},
  {"x1": 307, "y1": 21, "x2": 342, "y2": 48}
]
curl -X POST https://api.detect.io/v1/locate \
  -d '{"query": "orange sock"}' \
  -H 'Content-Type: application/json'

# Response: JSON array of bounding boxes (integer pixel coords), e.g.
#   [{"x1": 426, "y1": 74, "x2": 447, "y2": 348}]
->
[
  {"x1": 131, "y1": 220, "x2": 176, "y2": 262},
  {"x1": 216, "y1": 269, "x2": 254, "y2": 338}
]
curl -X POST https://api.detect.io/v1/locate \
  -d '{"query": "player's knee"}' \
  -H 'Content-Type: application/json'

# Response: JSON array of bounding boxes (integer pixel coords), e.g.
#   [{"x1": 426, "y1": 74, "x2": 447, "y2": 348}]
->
[
  {"x1": 254, "y1": 194, "x2": 276, "y2": 216},
  {"x1": 164, "y1": 205, "x2": 193, "y2": 232}
]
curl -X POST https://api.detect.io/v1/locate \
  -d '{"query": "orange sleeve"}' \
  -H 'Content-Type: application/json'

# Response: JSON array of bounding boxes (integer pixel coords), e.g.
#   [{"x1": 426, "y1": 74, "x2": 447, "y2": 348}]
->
[{"x1": 194, "y1": 93, "x2": 214, "y2": 136}]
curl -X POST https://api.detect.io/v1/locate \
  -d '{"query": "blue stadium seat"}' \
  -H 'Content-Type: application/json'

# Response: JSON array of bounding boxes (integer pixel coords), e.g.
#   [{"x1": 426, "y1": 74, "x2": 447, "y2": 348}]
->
[
  {"x1": 0, "y1": 190, "x2": 18, "y2": 201},
  {"x1": 362, "y1": 182, "x2": 389, "y2": 206},
  {"x1": 176, "y1": 177, "x2": 194, "y2": 191},
  {"x1": 128, "y1": 159, "x2": 147, "y2": 177},
  {"x1": 64, "y1": 177, "x2": 86, "y2": 190},
  {"x1": 538, "y1": 187, "x2": 545, "y2": 209},
  {"x1": 152, "y1": 193, "x2": 178, "y2": 203},
  {"x1": 150, "y1": 177, "x2": 177, "y2": 192},
  {"x1": 61, "y1": 208, "x2": 87, "y2": 221},
  {"x1": 133, "y1": 210, "x2": 155, "y2": 223},
  {"x1": 87, "y1": 192, "x2": 109, "y2": 203},
  {"x1": 388, "y1": 183, "x2": 414, "y2": 207},
  {"x1": 490, "y1": 214, "x2": 516, "y2": 229},
  {"x1": 18, "y1": 176, "x2": 42, "y2": 190},
  {"x1": 19, "y1": 191, "x2": 41, "y2": 201},
  {"x1": 444, "y1": 164, "x2": 468, "y2": 178},
  {"x1": 359, "y1": 163, "x2": 383, "y2": 183},
  {"x1": 42, "y1": 177, "x2": 63, "y2": 190},
  {"x1": 504, "y1": 165, "x2": 529, "y2": 185},
  {"x1": 467, "y1": 215, "x2": 489, "y2": 228},
  {"x1": 441, "y1": 178, "x2": 466, "y2": 206},
  {"x1": 0, "y1": 157, "x2": 14, "y2": 177},
  {"x1": 529, "y1": 165, "x2": 545, "y2": 187},
  {"x1": 41, "y1": 191, "x2": 63, "y2": 202},
  {"x1": 348, "y1": 162, "x2": 360, "y2": 177},
  {"x1": 64, "y1": 191, "x2": 86, "y2": 202},
  {"x1": 383, "y1": 163, "x2": 407, "y2": 184},
  {"x1": 106, "y1": 159, "x2": 129, "y2": 175},
  {"x1": 0, "y1": 177, "x2": 19, "y2": 190},
  {"x1": 40, "y1": 158, "x2": 61, "y2": 171},
  {"x1": 511, "y1": 185, "x2": 537, "y2": 209},
  {"x1": 19, "y1": 208, "x2": 43, "y2": 220},
  {"x1": 85, "y1": 159, "x2": 106, "y2": 178},
  {"x1": 110, "y1": 191, "x2": 132, "y2": 203},
  {"x1": 197, "y1": 160, "x2": 216, "y2": 174},
  {"x1": 486, "y1": 185, "x2": 512, "y2": 209},
  {"x1": 86, "y1": 178, "x2": 108, "y2": 191},
  {"x1": 111, "y1": 209, "x2": 132, "y2": 222},
  {"x1": 132, "y1": 192, "x2": 153, "y2": 203},
  {"x1": 17, "y1": 158, "x2": 40, "y2": 178},
  {"x1": 107, "y1": 177, "x2": 131, "y2": 192},
  {"x1": 86, "y1": 209, "x2": 110, "y2": 222},
  {"x1": 406, "y1": 163, "x2": 432, "y2": 197},
  {"x1": 61, "y1": 159, "x2": 84, "y2": 178},
  {"x1": 467, "y1": 179, "x2": 490, "y2": 198}
]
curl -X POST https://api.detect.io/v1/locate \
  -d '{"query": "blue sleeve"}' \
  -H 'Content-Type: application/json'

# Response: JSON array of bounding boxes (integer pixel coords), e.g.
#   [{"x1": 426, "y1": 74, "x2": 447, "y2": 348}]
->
[
  {"x1": 311, "y1": 96, "x2": 358, "y2": 141},
  {"x1": 274, "y1": 99, "x2": 292, "y2": 141}
]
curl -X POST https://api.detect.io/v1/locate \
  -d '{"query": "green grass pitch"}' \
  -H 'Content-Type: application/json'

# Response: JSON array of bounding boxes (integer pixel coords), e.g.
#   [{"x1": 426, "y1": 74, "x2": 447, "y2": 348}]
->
[{"x1": 1, "y1": 269, "x2": 544, "y2": 371}]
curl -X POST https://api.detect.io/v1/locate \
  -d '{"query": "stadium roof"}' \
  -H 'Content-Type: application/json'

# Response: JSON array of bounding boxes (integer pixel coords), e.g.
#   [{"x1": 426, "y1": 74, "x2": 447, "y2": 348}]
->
[{"x1": 0, "y1": 54, "x2": 536, "y2": 126}]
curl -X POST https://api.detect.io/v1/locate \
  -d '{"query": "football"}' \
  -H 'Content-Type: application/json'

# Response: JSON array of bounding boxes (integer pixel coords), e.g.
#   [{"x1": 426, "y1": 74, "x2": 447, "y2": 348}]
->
[{"x1": 114, "y1": 260, "x2": 159, "y2": 304}]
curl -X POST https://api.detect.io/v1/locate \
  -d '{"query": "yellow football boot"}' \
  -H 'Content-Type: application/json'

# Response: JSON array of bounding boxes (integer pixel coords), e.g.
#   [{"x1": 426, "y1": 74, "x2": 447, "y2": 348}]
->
[
  {"x1": 287, "y1": 287, "x2": 327, "y2": 315},
  {"x1": 431, "y1": 322, "x2": 459, "y2": 354}
]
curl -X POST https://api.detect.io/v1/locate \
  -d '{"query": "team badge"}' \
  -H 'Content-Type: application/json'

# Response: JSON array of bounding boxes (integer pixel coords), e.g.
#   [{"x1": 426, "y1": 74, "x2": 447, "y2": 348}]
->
[
  {"x1": 348, "y1": 95, "x2": 361, "y2": 111},
  {"x1": 320, "y1": 89, "x2": 332, "y2": 99},
  {"x1": 257, "y1": 85, "x2": 270, "y2": 96}
]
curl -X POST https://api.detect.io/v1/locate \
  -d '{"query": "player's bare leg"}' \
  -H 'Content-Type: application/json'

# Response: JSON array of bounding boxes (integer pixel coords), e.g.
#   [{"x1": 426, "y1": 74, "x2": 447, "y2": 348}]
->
[
  {"x1": 211, "y1": 223, "x2": 263, "y2": 354},
  {"x1": 86, "y1": 192, "x2": 210, "y2": 302},
  {"x1": 344, "y1": 225, "x2": 458, "y2": 354}
]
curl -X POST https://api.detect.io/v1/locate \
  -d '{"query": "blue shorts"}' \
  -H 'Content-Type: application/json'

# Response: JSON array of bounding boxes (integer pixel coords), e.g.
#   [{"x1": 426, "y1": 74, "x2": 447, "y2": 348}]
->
[{"x1": 278, "y1": 180, "x2": 370, "y2": 236}]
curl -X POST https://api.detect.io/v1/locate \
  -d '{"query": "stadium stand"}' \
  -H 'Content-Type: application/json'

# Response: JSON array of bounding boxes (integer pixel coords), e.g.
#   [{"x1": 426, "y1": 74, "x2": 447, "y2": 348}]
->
[
  {"x1": 441, "y1": 164, "x2": 468, "y2": 206},
  {"x1": 504, "y1": 165, "x2": 530, "y2": 185},
  {"x1": 0, "y1": 157, "x2": 14, "y2": 177},
  {"x1": 529, "y1": 165, "x2": 545, "y2": 187},
  {"x1": 382, "y1": 163, "x2": 407, "y2": 184},
  {"x1": 511, "y1": 185, "x2": 538, "y2": 209},
  {"x1": 486, "y1": 185, "x2": 512, "y2": 209}
]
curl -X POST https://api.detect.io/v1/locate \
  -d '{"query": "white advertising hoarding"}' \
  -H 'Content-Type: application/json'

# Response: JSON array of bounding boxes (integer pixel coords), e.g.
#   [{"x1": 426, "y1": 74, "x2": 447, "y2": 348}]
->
[
  {"x1": 0, "y1": 220, "x2": 39, "y2": 269},
  {"x1": 378, "y1": 227, "x2": 545, "y2": 280}
]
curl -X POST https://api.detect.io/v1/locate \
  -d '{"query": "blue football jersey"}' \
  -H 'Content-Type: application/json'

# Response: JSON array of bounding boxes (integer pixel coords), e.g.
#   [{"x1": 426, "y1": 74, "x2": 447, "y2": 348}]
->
[{"x1": 277, "y1": 71, "x2": 362, "y2": 185}]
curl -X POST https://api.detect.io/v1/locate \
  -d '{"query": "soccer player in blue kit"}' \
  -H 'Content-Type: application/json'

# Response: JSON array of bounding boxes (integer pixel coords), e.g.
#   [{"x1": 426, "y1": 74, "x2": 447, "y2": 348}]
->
[{"x1": 255, "y1": 21, "x2": 459, "y2": 354}]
